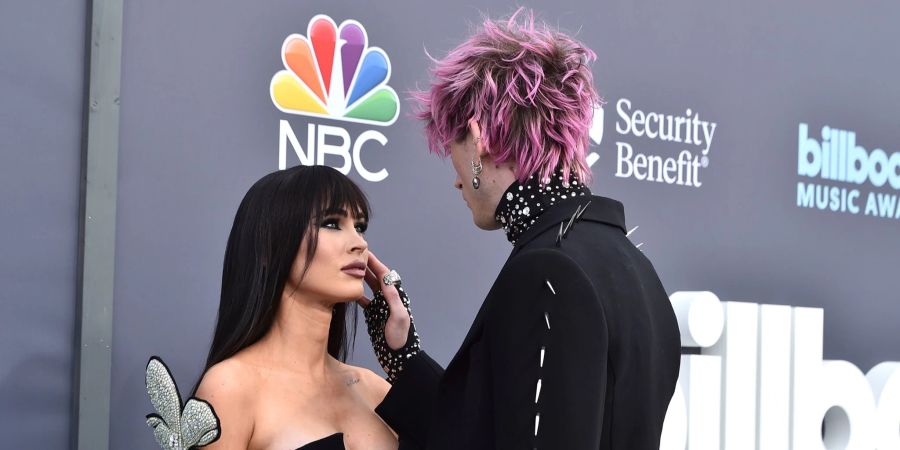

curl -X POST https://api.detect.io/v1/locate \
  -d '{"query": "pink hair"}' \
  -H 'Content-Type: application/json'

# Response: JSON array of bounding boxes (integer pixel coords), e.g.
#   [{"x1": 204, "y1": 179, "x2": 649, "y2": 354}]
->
[{"x1": 413, "y1": 8, "x2": 601, "y2": 184}]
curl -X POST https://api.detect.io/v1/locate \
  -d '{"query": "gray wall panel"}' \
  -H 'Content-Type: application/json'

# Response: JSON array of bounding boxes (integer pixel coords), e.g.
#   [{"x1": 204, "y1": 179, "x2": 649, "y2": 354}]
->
[{"x1": 0, "y1": 1, "x2": 86, "y2": 447}]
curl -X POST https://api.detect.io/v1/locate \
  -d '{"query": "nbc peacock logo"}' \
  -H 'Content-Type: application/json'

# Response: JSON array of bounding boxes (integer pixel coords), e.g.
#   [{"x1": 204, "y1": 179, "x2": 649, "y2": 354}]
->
[{"x1": 270, "y1": 15, "x2": 399, "y2": 126}]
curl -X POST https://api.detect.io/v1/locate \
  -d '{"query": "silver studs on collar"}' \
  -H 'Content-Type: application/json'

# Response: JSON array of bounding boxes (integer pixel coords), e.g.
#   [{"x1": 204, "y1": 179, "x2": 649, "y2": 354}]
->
[{"x1": 496, "y1": 171, "x2": 590, "y2": 245}]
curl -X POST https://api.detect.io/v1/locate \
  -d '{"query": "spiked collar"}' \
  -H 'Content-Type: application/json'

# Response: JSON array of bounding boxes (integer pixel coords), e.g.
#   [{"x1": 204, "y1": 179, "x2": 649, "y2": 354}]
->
[
  {"x1": 494, "y1": 170, "x2": 591, "y2": 244},
  {"x1": 510, "y1": 194, "x2": 627, "y2": 252}
]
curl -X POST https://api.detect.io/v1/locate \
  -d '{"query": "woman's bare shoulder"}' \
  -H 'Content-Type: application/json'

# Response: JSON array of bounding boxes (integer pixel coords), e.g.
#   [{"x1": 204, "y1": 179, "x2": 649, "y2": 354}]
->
[
  {"x1": 197, "y1": 357, "x2": 257, "y2": 399},
  {"x1": 342, "y1": 363, "x2": 390, "y2": 405},
  {"x1": 195, "y1": 357, "x2": 258, "y2": 448}
]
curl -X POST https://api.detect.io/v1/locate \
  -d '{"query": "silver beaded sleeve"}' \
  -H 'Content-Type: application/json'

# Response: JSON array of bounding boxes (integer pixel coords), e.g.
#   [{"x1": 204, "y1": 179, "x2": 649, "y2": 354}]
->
[{"x1": 145, "y1": 357, "x2": 220, "y2": 449}]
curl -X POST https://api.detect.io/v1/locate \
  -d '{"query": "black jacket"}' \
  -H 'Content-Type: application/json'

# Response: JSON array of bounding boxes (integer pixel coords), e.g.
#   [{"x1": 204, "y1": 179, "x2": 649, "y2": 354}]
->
[{"x1": 376, "y1": 195, "x2": 681, "y2": 450}]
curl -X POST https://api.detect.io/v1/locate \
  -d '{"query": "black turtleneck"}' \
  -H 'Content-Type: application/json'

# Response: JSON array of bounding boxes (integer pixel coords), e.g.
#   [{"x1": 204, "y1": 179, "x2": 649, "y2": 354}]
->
[{"x1": 494, "y1": 170, "x2": 591, "y2": 244}]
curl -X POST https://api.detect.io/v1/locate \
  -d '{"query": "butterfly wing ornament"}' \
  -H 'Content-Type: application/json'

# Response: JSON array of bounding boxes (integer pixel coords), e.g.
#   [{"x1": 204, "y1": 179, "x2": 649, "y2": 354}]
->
[{"x1": 145, "y1": 357, "x2": 220, "y2": 449}]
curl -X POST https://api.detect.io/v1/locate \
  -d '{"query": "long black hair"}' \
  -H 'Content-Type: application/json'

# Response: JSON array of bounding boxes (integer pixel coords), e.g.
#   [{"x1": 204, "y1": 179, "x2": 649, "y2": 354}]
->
[{"x1": 193, "y1": 165, "x2": 371, "y2": 393}]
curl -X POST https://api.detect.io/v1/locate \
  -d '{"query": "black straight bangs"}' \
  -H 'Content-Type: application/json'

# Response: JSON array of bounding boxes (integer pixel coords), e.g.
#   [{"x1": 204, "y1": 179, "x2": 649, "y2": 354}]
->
[{"x1": 309, "y1": 166, "x2": 372, "y2": 224}]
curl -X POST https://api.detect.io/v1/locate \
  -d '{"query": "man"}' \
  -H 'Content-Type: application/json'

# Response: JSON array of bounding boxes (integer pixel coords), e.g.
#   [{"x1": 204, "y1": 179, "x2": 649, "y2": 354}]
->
[{"x1": 360, "y1": 9, "x2": 681, "y2": 450}]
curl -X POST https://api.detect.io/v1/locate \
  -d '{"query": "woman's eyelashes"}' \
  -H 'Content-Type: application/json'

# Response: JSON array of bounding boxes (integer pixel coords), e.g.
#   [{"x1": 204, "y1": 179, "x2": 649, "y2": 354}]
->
[
  {"x1": 321, "y1": 218, "x2": 340, "y2": 230},
  {"x1": 321, "y1": 217, "x2": 368, "y2": 234}
]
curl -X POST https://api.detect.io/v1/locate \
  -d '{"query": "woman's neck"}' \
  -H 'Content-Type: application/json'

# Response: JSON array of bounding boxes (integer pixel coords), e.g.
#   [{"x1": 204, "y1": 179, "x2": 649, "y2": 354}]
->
[{"x1": 252, "y1": 293, "x2": 336, "y2": 379}]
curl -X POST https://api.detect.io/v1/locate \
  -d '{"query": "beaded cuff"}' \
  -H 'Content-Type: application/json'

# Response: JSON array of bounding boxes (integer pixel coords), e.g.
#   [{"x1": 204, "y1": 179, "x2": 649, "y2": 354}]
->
[{"x1": 363, "y1": 286, "x2": 422, "y2": 383}]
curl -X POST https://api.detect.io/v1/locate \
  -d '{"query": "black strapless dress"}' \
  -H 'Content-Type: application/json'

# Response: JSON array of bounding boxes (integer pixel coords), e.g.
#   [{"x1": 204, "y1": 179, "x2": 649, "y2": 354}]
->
[{"x1": 296, "y1": 432, "x2": 344, "y2": 450}]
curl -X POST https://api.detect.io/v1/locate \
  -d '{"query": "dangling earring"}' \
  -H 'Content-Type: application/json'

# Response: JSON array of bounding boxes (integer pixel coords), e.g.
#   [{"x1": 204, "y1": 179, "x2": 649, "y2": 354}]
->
[
  {"x1": 471, "y1": 135, "x2": 483, "y2": 189},
  {"x1": 471, "y1": 157, "x2": 483, "y2": 189}
]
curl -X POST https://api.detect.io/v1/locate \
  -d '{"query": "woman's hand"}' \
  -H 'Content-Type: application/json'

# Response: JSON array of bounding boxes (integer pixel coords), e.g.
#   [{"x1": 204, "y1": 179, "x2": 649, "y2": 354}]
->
[{"x1": 358, "y1": 252, "x2": 422, "y2": 382}]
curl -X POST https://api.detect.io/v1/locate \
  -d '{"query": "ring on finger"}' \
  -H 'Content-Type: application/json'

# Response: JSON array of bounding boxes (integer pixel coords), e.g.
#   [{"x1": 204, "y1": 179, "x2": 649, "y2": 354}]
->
[{"x1": 382, "y1": 269, "x2": 402, "y2": 287}]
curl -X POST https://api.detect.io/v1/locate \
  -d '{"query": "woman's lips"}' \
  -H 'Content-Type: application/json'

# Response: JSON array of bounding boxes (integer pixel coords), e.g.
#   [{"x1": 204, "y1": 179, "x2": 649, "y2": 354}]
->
[
  {"x1": 341, "y1": 261, "x2": 367, "y2": 278},
  {"x1": 341, "y1": 267, "x2": 366, "y2": 278}
]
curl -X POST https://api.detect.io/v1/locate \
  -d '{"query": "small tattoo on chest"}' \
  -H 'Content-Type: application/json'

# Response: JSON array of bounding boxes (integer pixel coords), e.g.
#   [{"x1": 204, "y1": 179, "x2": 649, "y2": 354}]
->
[{"x1": 346, "y1": 377, "x2": 360, "y2": 386}]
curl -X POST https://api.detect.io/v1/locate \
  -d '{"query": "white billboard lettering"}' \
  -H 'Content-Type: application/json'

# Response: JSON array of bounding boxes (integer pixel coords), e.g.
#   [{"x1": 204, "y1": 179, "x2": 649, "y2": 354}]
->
[{"x1": 661, "y1": 291, "x2": 900, "y2": 450}]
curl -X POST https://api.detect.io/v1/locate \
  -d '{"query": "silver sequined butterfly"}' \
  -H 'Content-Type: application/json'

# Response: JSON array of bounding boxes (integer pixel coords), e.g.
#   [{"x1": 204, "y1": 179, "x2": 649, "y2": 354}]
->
[{"x1": 145, "y1": 356, "x2": 220, "y2": 449}]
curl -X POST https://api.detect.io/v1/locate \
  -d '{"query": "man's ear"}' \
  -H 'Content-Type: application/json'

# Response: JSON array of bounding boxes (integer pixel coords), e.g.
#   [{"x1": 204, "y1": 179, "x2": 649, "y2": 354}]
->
[{"x1": 467, "y1": 118, "x2": 487, "y2": 158}]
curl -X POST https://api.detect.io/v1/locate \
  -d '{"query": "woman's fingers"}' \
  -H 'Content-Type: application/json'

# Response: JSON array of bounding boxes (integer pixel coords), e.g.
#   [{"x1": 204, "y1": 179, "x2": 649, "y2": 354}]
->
[
  {"x1": 366, "y1": 252, "x2": 403, "y2": 313},
  {"x1": 364, "y1": 252, "x2": 390, "y2": 293},
  {"x1": 367, "y1": 252, "x2": 390, "y2": 278},
  {"x1": 364, "y1": 266, "x2": 380, "y2": 294}
]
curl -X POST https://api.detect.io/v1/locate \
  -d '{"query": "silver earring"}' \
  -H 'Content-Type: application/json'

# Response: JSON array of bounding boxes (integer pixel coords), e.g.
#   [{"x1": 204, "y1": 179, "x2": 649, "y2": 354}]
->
[{"x1": 471, "y1": 157, "x2": 483, "y2": 190}]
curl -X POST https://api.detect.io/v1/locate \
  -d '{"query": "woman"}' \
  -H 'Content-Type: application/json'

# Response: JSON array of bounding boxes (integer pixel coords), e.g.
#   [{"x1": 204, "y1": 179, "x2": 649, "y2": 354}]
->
[
  {"x1": 361, "y1": 9, "x2": 682, "y2": 450},
  {"x1": 145, "y1": 165, "x2": 398, "y2": 450}
]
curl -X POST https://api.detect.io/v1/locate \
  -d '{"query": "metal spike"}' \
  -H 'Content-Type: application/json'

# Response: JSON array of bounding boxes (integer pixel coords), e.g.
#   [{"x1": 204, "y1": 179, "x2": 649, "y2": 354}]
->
[
  {"x1": 534, "y1": 413, "x2": 541, "y2": 436},
  {"x1": 626, "y1": 225, "x2": 639, "y2": 237},
  {"x1": 544, "y1": 312, "x2": 551, "y2": 330},
  {"x1": 555, "y1": 221, "x2": 564, "y2": 245},
  {"x1": 534, "y1": 379, "x2": 543, "y2": 403},
  {"x1": 545, "y1": 280, "x2": 556, "y2": 295},
  {"x1": 575, "y1": 200, "x2": 591, "y2": 221},
  {"x1": 540, "y1": 346, "x2": 546, "y2": 367},
  {"x1": 562, "y1": 205, "x2": 581, "y2": 238},
  {"x1": 635, "y1": 242, "x2": 644, "y2": 249},
  {"x1": 574, "y1": 203, "x2": 586, "y2": 218}
]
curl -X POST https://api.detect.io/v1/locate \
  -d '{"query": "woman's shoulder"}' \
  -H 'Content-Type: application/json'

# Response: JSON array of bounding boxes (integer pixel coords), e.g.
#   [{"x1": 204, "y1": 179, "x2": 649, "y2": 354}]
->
[
  {"x1": 196, "y1": 357, "x2": 259, "y2": 413},
  {"x1": 337, "y1": 362, "x2": 390, "y2": 406},
  {"x1": 194, "y1": 357, "x2": 258, "y2": 448}
]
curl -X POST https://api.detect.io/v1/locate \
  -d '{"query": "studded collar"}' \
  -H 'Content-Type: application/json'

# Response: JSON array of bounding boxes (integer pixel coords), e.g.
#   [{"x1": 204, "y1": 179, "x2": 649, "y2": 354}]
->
[
  {"x1": 510, "y1": 194, "x2": 628, "y2": 252},
  {"x1": 494, "y1": 170, "x2": 591, "y2": 245}
]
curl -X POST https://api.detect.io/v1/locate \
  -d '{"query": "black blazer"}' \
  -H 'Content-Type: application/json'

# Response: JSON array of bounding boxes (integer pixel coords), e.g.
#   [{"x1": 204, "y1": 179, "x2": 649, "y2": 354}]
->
[{"x1": 377, "y1": 195, "x2": 681, "y2": 450}]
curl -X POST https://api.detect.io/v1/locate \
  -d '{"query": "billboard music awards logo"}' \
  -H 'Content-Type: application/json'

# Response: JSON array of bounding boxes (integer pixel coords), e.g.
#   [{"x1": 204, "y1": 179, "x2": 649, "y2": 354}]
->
[
  {"x1": 271, "y1": 14, "x2": 399, "y2": 182},
  {"x1": 661, "y1": 292, "x2": 900, "y2": 450},
  {"x1": 590, "y1": 98, "x2": 718, "y2": 188},
  {"x1": 797, "y1": 123, "x2": 900, "y2": 220}
]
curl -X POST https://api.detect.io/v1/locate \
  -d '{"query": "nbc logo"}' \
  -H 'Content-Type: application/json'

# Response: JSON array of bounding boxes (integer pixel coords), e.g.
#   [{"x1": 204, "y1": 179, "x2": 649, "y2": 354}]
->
[{"x1": 272, "y1": 15, "x2": 398, "y2": 181}]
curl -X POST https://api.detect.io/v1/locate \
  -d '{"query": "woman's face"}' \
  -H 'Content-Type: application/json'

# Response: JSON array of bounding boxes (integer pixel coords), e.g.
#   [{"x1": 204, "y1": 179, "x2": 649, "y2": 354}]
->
[{"x1": 287, "y1": 210, "x2": 369, "y2": 305}]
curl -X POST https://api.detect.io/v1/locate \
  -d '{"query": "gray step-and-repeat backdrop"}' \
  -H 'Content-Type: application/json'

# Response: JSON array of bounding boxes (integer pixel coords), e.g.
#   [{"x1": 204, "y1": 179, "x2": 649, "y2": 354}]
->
[
  {"x1": 1, "y1": 1, "x2": 86, "y2": 448},
  {"x1": 3, "y1": 0, "x2": 899, "y2": 449}
]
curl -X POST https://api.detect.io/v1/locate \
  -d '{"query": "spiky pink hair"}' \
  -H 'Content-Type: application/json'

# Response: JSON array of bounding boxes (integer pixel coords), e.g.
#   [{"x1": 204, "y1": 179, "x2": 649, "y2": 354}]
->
[{"x1": 413, "y1": 8, "x2": 601, "y2": 184}]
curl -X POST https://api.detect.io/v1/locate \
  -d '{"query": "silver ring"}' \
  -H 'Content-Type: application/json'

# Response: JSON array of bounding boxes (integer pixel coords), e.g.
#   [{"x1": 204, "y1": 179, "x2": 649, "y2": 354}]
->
[{"x1": 382, "y1": 270, "x2": 402, "y2": 287}]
